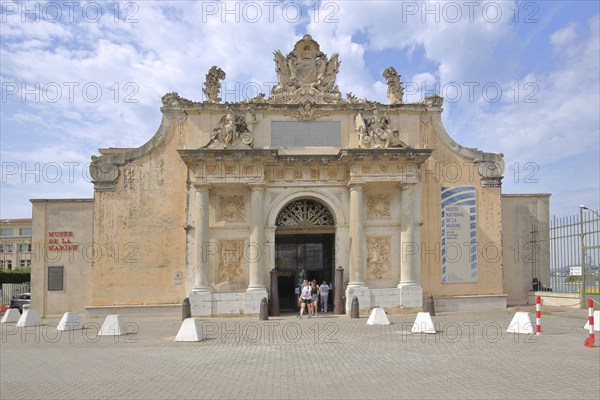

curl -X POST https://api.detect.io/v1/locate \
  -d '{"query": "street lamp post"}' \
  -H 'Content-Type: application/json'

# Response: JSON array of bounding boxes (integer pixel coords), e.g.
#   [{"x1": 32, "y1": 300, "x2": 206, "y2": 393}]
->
[
  {"x1": 579, "y1": 206, "x2": 586, "y2": 304},
  {"x1": 579, "y1": 205, "x2": 600, "y2": 308}
]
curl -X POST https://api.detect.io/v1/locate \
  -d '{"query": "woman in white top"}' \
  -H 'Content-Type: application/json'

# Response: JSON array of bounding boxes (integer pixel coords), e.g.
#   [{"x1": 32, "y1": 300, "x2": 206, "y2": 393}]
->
[{"x1": 298, "y1": 280, "x2": 312, "y2": 318}]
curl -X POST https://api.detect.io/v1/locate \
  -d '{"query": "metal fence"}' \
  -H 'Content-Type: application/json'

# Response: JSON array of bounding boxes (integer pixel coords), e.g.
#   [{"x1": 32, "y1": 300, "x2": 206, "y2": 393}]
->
[
  {"x1": 532, "y1": 209, "x2": 600, "y2": 294},
  {"x1": 1, "y1": 282, "x2": 31, "y2": 306}
]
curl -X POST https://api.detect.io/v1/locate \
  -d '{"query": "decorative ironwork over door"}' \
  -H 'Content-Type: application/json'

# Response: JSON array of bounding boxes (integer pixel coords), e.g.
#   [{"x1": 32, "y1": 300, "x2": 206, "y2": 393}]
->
[{"x1": 276, "y1": 199, "x2": 334, "y2": 228}]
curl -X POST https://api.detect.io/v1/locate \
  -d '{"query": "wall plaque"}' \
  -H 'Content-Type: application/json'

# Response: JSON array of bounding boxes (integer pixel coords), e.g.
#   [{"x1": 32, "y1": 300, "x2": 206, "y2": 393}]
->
[
  {"x1": 48, "y1": 266, "x2": 64, "y2": 291},
  {"x1": 271, "y1": 122, "x2": 341, "y2": 147}
]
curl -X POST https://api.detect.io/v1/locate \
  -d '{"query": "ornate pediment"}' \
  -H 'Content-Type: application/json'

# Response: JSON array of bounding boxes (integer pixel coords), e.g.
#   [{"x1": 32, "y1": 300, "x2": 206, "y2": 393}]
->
[{"x1": 268, "y1": 35, "x2": 342, "y2": 104}]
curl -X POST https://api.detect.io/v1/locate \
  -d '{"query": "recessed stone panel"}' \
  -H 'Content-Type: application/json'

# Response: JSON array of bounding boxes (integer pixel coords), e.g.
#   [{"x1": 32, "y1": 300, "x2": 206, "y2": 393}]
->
[{"x1": 271, "y1": 122, "x2": 341, "y2": 147}]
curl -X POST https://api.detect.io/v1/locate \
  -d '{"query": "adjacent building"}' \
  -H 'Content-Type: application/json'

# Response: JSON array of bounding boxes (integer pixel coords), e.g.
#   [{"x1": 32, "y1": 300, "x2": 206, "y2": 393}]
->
[{"x1": 0, "y1": 218, "x2": 32, "y2": 271}]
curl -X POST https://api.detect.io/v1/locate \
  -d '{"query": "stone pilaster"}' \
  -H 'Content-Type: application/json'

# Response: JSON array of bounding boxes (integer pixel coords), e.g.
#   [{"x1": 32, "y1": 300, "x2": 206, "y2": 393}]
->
[
  {"x1": 398, "y1": 183, "x2": 423, "y2": 307},
  {"x1": 348, "y1": 183, "x2": 365, "y2": 287},
  {"x1": 193, "y1": 184, "x2": 210, "y2": 292},
  {"x1": 247, "y1": 185, "x2": 266, "y2": 291}
]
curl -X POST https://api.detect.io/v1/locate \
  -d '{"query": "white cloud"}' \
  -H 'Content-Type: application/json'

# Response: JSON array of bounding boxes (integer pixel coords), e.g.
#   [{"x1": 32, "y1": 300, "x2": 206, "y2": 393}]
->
[{"x1": 1, "y1": 2, "x2": 599, "y2": 218}]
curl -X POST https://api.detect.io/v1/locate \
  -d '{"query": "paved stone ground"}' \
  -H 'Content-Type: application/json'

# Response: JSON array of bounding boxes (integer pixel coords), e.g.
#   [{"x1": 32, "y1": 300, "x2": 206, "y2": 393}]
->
[{"x1": 1, "y1": 307, "x2": 598, "y2": 399}]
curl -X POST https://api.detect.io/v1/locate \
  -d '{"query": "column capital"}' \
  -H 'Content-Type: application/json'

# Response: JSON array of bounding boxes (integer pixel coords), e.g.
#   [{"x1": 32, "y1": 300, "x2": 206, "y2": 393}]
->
[
  {"x1": 347, "y1": 182, "x2": 364, "y2": 190},
  {"x1": 249, "y1": 183, "x2": 266, "y2": 192},
  {"x1": 193, "y1": 182, "x2": 210, "y2": 191}
]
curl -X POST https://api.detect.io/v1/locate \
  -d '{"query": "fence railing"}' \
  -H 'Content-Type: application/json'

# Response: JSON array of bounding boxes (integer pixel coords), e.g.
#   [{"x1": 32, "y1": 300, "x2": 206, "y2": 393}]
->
[
  {"x1": 532, "y1": 210, "x2": 600, "y2": 294},
  {"x1": 1, "y1": 282, "x2": 31, "y2": 306}
]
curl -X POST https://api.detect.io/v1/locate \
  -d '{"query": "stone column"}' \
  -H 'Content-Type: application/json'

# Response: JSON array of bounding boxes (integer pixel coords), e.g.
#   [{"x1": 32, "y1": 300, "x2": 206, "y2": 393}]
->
[
  {"x1": 247, "y1": 185, "x2": 266, "y2": 291},
  {"x1": 348, "y1": 183, "x2": 365, "y2": 287},
  {"x1": 400, "y1": 184, "x2": 416, "y2": 285},
  {"x1": 193, "y1": 184, "x2": 210, "y2": 292},
  {"x1": 398, "y1": 183, "x2": 423, "y2": 307}
]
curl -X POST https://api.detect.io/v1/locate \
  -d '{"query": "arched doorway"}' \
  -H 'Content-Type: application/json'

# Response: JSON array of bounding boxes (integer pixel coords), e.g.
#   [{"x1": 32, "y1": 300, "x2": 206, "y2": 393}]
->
[{"x1": 275, "y1": 198, "x2": 335, "y2": 311}]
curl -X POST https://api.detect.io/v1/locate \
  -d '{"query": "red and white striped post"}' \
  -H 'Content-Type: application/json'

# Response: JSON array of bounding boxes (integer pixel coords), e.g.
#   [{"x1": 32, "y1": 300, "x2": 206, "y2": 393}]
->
[
  {"x1": 535, "y1": 295, "x2": 542, "y2": 335},
  {"x1": 584, "y1": 298, "x2": 595, "y2": 348}
]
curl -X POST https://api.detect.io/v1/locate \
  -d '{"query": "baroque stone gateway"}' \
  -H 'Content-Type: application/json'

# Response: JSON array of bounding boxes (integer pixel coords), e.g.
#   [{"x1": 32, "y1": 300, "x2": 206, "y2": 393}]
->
[{"x1": 30, "y1": 35, "x2": 549, "y2": 317}]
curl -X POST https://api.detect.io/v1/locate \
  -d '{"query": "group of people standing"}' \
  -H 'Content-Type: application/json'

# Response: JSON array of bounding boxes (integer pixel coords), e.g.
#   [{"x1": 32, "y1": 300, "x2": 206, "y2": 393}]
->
[{"x1": 298, "y1": 279, "x2": 330, "y2": 318}]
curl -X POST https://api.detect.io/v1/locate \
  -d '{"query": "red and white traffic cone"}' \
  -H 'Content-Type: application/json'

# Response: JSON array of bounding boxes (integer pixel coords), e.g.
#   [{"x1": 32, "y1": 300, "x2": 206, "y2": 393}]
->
[
  {"x1": 584, "y1": 298, "x2": 595, "y2": 348},
  {"x1": 535, "y1": 295, "x2": 542, "y2": 335}
]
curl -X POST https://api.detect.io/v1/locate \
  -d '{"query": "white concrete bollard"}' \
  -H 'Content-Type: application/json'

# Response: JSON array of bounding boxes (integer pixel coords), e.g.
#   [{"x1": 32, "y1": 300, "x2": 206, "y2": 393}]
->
[
  {"x1": 366, "y1": 307, "x2": 390, "y2": 325},
  {"x1": 1, "y1": 308, "x2": 21, "y2": 323},
  {"x1": 411, "y1": 312, "x2": 436, "y2": 334},
  {"x1": 98, "y1": 315, "x2": 127, "y2": 336},
  {"x1": 16, "y1": 307, "x2": 43, "y2": 327},
  {"x1": 506, "y1": 312, "x2": 535, "y2": 334},
  {"x1": 175, "y1": 318, "x2": 205, "y2": 342},
  {"x1": 57, "y1": 312, "x2": 85, "y2": 331}
]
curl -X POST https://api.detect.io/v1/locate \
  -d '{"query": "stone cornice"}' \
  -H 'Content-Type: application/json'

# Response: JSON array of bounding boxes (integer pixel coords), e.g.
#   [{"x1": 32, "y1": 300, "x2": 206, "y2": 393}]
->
[
  {"x1": 90, "y1": 111, "x2": 185, "y2": 191},
  {"x1": 427, "y1": 113, "x2": 504, "y2": 187}
]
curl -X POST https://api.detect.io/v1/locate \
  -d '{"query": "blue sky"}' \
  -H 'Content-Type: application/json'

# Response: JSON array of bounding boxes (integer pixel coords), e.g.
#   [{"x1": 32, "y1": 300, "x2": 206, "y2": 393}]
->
[{"x1": 1, "y1": 0, "x2": 599, "y2": 219}]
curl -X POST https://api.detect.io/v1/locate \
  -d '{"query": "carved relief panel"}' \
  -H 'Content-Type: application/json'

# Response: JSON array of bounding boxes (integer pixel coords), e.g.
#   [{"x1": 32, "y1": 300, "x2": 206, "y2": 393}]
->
[
  {"x1": 366, "y1": 237, "x2": 392, "y2": 280},
  {"x1": 366, "y1": 193, "x2": 391, "y2": 220},
  {"x1": 217, "y1": 240, "x2": 245, "y2": 283},
  {"x1": 217, "y1": 195, "x2": 246, "y2": 222}
]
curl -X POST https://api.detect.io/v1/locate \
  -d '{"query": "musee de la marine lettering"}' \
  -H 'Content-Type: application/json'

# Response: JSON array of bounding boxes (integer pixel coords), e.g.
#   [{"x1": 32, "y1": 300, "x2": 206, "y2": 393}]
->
[{"x1": 32, "y1": 35, "x2": 547, "y2": 317}]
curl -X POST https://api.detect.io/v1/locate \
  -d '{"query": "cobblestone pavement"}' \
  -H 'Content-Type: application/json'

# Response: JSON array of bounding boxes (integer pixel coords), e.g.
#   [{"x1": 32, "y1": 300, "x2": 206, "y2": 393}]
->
[{"x1": 1, "y1": 307, "x2": 599, "y2": 399}]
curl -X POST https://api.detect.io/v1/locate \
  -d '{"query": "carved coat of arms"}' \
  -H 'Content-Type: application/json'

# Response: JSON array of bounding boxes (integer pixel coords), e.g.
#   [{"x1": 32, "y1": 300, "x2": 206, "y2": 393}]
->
[{"x1": 269, "y1": 35, "x2": 342, "y2": 104}]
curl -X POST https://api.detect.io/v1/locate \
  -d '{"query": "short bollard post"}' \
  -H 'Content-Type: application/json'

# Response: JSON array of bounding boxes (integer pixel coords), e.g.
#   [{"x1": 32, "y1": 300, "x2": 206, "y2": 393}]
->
[
  {"x1": 182, "y1": 297, "x2": 191, "y2": 320},
  {"x1": 425, "y1": 295, "x2": 435, "y2": 316},
  {"x1": 350, "y1": 296, "x2": 359, "y2": 318},
  {"x1": 259, "y1": 297, "x2": 269, "y2": 321},
  {"x1": 334, "y1": 266, "x2": 344, "y2": 315}
]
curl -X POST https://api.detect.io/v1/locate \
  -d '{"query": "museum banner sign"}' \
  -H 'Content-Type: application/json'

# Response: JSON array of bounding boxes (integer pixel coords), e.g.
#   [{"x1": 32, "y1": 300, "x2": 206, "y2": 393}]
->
[{"x1": 441, "y1": 186, "x2": 477, "y2": 283}]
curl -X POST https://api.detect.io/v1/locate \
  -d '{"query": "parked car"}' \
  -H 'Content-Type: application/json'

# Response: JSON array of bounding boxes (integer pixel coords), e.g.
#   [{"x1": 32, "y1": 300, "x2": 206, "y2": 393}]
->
[{"x1": 9, "y1": 293, "x2": 30, "y2": 313}]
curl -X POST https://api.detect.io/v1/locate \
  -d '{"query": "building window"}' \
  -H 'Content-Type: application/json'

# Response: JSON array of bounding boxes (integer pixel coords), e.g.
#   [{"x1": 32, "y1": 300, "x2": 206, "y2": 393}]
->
[
  {"x1": 19, "y1": 228, "x2": 32, "y2": 236},
  {"x1": 18, "y1": 244, "x2": 32, "y2": 252},
  {"x1": 1, "y1": 244, "x2": 14, "y2": 253},
  {"x1": 20, "y1": 260, "x2": 31, "y2": 268},
  {"x1": 1, "y1": 228, "x2": 14, "y2": 236},
  {"x1": 48, "y1": 266, "x2": 64, "y2": 291},
  {"x1": 2, "y1": 260, "x2": 13, "y2": 270}
]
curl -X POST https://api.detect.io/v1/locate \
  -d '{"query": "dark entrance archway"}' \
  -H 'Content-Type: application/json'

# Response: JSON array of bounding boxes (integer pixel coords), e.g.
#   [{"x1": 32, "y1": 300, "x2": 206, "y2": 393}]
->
[{"x1": 275, "y1": 199, "x2": 335, "y2": 312}]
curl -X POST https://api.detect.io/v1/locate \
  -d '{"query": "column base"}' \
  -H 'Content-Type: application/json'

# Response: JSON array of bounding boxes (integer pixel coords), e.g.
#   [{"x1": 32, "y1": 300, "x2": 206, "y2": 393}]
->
[
  {"x1": 398, "y1": 283, "x2": 423, "y2": 308},
  {"x1": 244, "y1": 289, "x2": 268, "y2": 315},
  {"x1": 188, "y1": 290, "x2": 213, "y2": 317},
  {"x1": 346, "y1": 282, "x2": 365, "y2": 288},
  {"x1": 246, "y1": 285, "x2": 266, "y2": 292},
  {"x1": 345, "y1": 286, "x2": 370, "y2": 315}
]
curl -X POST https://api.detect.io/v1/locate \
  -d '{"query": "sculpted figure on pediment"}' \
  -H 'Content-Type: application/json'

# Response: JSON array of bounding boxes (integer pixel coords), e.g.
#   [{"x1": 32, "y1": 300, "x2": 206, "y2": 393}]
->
[
  {"x1": 203, "y1": 66, "x2": 226, "y2": 103},
  {"x1": 161, "y1": 92, "x2": 194, "y2": 107},
  {"x1": 355, "y1": 107, "x2": 410, "y2": 149},
  {"x1": 383, "y1": 67, "x2": 404, "y2": 105},
  {"x1": 269, "y1": 35, "x2": 342, "y2": 104},
  {"x1": 203, "y1": 107, "x2": 255, "y2": 149}
]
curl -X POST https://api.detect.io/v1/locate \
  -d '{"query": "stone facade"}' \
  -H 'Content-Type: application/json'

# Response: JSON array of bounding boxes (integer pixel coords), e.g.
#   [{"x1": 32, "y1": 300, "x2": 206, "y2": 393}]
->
[
  {"x1": 26, "y1": 35, "x2": 533, "y2": 317},
  {"x1": 81, "y1": 35, "x2": 508, "y2": 316}
]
